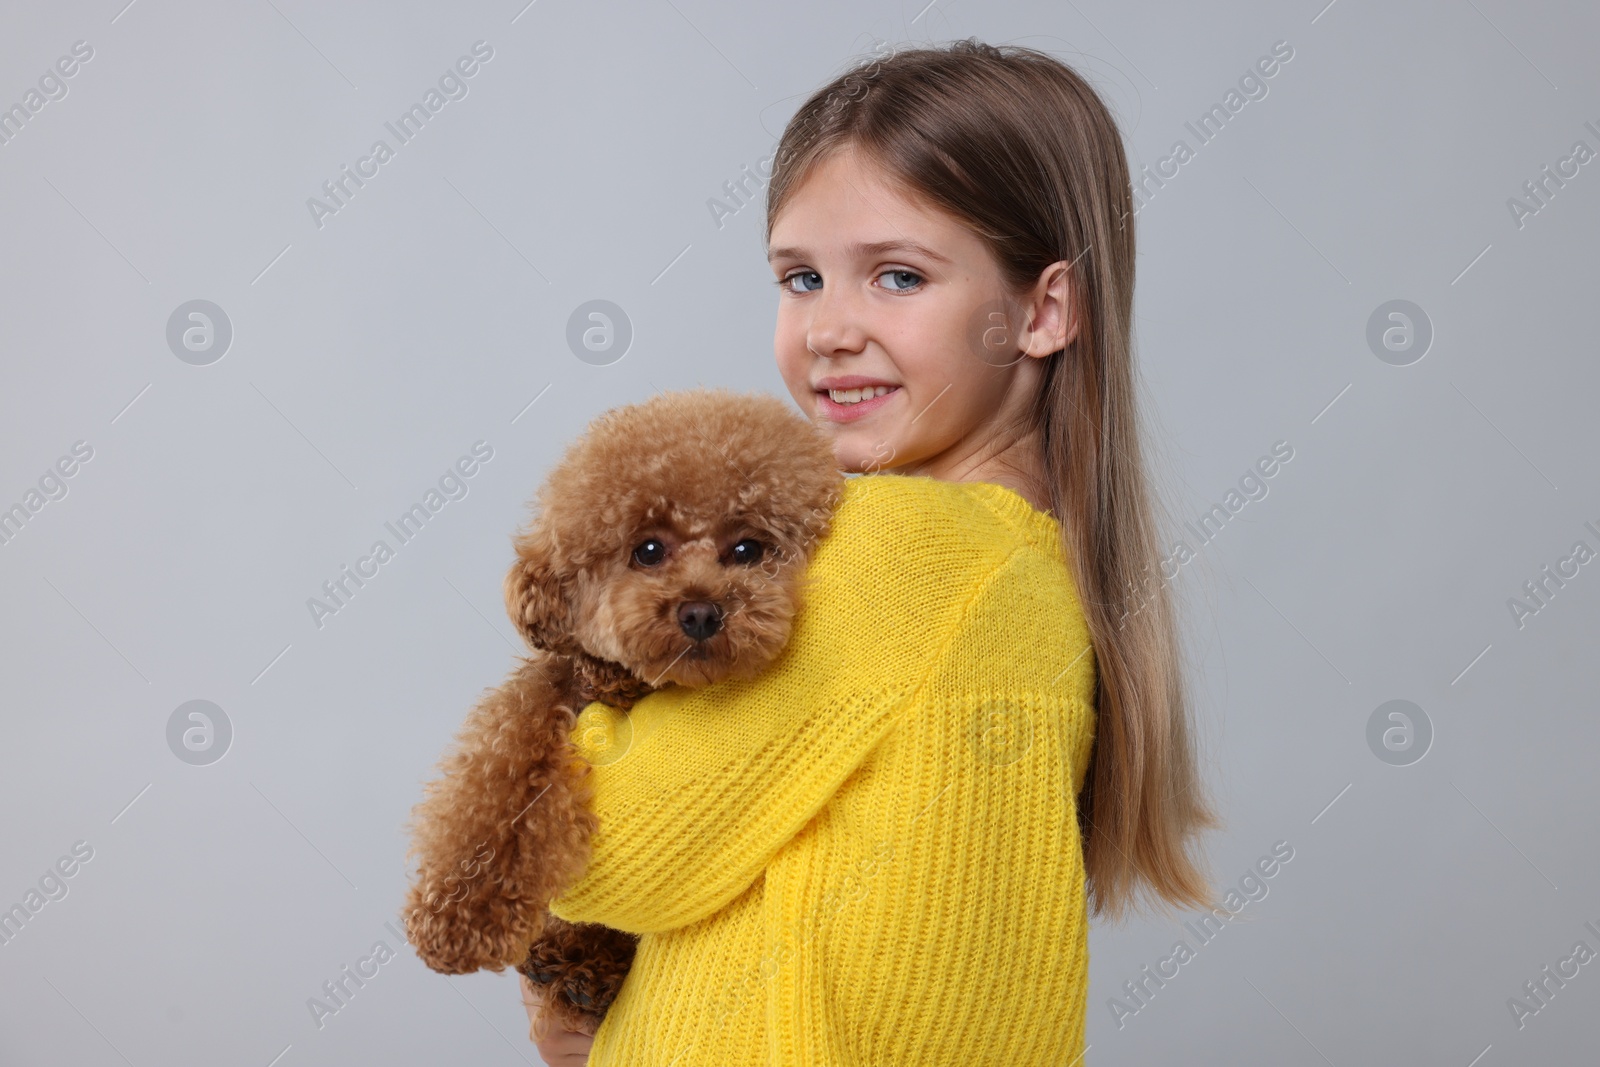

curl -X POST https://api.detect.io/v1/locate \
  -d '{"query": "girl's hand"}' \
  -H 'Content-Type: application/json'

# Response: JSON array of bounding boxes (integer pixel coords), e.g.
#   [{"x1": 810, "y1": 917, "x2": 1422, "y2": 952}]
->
[{"x1": 520, "y1": 972, "x2": 597, "y2": 1065}]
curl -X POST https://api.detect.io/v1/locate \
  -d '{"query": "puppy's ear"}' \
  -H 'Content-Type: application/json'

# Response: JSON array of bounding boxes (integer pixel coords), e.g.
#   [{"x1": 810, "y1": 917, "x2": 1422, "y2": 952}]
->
[
  {"x1": 765, "y1": 487, "x2": 845, "y2": 571},
  {"x1": 504, "y1": 530, "x2": 580, "y2": 655}
]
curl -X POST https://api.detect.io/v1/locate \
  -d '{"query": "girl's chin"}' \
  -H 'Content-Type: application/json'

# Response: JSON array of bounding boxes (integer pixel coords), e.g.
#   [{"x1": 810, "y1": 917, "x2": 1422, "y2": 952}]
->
[
  {"x1": 833, "y1": 440, "x2": 905, "y2": 475},
  {"x1": 806, "y1": 407, "x2": 909, "y2": 473}
]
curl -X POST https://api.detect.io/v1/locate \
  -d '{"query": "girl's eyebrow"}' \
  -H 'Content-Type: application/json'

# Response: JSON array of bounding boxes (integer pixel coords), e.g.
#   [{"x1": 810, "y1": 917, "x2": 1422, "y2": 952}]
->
[{"x1": 766, "y1": 239, "x2": 953, "y2": 266}]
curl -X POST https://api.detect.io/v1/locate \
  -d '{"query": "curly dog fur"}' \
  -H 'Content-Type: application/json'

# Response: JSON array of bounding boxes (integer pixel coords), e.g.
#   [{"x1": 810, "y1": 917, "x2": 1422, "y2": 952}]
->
[{"x1": 402, "y1": 387, "x2": 842, "y2": 1033}]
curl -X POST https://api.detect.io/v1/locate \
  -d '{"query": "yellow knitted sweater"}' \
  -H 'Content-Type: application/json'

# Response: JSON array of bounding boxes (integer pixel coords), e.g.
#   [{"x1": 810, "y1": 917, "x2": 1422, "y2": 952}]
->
[{"x1": 547, "y1": 472, "x2": 1097, "y2": 1065}]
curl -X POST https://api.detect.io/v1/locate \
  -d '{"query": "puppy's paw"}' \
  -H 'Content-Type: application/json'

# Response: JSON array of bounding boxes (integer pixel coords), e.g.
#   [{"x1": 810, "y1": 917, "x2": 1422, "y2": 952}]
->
[
  {"x1": 520, "y1": 918, "x2": 639, "y2": 1023},
  {"x1": 402, "y1": 878, "x2": 546, "y2": 975}
]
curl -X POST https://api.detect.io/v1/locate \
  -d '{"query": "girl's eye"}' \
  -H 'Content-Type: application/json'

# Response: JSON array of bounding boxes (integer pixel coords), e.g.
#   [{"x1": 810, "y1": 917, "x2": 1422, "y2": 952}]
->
[
  {"x1": 778, "y1": 270, "x2": 823, "y2": 294},
  {"x1": 776, "y1": 268, "x2": 923, "y2": 294},
  {"x1": 632, "y1": 539, "x2": 667, "y2": 566},
  {"x1": 878, "y1": 268, "x2": 923, "y2": 292}
]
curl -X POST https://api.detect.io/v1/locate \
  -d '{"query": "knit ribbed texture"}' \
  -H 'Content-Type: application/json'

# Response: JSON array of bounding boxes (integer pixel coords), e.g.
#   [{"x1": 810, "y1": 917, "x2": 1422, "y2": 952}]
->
[{"x1": 548, "y1": 473, "x2": 1097, "y2": 1065}]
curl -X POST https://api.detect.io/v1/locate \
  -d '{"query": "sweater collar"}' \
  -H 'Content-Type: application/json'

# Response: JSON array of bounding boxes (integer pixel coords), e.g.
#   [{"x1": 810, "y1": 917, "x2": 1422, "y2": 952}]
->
[
  {"x1": 962, "y1": 480, "x2": 1062, "y2": 540},
  {"x1": 847, "y1": 471, "x2": 1062, "y2": 543}
]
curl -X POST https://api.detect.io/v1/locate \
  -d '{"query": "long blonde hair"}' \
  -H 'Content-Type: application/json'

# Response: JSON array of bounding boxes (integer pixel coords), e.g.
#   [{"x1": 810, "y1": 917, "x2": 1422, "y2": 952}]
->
[{"x1": 765, "y1": 39, "x2": 1221, "y2": 921}]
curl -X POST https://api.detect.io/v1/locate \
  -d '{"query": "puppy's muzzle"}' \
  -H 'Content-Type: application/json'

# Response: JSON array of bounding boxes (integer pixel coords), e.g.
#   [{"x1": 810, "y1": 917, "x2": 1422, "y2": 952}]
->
[{"x1": 677, "y1": 601, "x2": 723, "y2": 642}]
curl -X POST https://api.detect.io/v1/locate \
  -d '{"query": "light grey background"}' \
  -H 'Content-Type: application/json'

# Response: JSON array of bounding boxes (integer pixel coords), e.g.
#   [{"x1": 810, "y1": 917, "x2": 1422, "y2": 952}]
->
[{"x1": 2, "y1": 1, "x2": 1596, "y2": 1064}]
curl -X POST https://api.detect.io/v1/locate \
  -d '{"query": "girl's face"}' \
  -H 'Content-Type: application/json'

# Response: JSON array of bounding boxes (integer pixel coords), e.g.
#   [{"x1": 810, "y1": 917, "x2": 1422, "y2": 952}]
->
[{"x1": 768, "y1": 146, "x2": 1071, "y2": 482}]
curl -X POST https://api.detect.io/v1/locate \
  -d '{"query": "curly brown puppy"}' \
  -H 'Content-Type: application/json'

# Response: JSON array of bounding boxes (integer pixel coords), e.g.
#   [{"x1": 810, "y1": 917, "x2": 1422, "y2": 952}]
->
[{"x1": 401, "y1": 387, "x2": 842, "y2": 1034}]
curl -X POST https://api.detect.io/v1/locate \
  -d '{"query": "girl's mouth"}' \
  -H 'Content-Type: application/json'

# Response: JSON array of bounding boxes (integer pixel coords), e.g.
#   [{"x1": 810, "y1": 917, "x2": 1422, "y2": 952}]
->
[{"x1": 816, "y1": 385, "x2": 899, "y2": 422}]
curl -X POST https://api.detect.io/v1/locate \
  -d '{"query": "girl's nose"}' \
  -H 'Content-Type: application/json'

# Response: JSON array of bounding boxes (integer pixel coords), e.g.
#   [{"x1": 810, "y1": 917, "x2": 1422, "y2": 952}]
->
[{"x1": 805, "y1": 289, "x2": 869, "y2": 359}]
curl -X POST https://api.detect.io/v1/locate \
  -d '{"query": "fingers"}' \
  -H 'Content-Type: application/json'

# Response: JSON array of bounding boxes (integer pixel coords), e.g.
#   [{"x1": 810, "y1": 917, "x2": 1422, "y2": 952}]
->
[
  {"x1": 521, "y1": 973, "x2": 597, "y2": 1062},
  {"x1": 534, "y1": 1018, "x2": 597, "y2": 1062},
  {"x1": 520, "y1": 974, "x2": 547, "y2": 1039},
  {"x1": 520, "y1": 974, "x2": 545, "y2": 1041}
]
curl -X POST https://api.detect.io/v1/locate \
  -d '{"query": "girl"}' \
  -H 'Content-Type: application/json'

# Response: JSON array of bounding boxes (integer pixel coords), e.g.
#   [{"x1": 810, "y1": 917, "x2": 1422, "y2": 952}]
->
[{"x1": 525, "y1": 38, "x2": 1219, "y2": 1065}]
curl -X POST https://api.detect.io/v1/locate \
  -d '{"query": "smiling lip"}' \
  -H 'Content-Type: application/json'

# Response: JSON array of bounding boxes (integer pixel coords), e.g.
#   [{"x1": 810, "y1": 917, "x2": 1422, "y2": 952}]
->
[
  {"x1": 815, "y1": 382, "x2": 899, "y2": 423},
  {"x1": 815, "y1": 375, "x2": 897, "y2": 391}
]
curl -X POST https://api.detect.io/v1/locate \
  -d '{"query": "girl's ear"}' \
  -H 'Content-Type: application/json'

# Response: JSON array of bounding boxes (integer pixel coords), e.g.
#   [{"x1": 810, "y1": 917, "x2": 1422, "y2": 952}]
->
[
  {"x1": 503, "y1": 531, "x2": 579, "y2": 655},
  {"x1": 1021, "y1": 258, "x2": 1081, "y2": 358}
]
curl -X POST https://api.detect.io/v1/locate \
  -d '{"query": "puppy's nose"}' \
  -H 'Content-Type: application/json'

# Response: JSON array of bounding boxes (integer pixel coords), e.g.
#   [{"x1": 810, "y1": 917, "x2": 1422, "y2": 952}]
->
[{"x1": 677, "y1": 601, "x2": 723, "y2": 641}]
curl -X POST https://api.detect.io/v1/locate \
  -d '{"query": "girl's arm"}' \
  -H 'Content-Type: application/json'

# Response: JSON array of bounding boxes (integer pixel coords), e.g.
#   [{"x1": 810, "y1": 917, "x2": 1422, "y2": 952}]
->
[
  {"x1": 547, "y1": 475, "x2": 1016, "y2": 933},
  {"x1": 548, "y1": 672, "x2": 912, "y2": 932},
  {"x1": 520, "y1": 973, "x2": 596, "y2": 1065}
]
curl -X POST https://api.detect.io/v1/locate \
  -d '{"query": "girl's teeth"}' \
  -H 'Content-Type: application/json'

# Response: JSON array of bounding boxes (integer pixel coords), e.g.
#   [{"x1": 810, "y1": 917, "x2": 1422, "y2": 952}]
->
[{"x1": 828, "y1": 385, "x2": 893, "y2": 405}]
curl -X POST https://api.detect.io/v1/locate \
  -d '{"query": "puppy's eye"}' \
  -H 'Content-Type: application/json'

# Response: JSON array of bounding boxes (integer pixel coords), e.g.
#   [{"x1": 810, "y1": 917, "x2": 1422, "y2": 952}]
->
[
  {"x1": 728, "y1": 539, "x2": 765, "y2": 566},
  {"x1": 632, "y1": 539, "x2": 667, "y2": 566}
]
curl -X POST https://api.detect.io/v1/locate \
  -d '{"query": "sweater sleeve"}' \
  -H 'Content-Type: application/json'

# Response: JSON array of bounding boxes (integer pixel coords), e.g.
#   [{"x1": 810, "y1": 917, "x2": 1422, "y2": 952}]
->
[
  {"x1": 544, "y1": 678, "x2": 913, "y2": 933},
  {"x1": 546, "y1": 476, "x2": 1014, "y2": 934}
]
